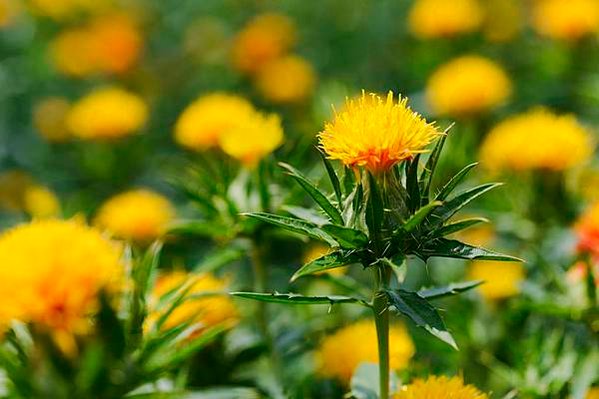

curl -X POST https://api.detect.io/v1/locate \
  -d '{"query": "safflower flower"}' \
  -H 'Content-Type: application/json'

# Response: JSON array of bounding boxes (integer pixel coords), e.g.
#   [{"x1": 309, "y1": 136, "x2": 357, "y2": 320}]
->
[{"x1": 394, "y1": 375, "x2": 488, "y2": 399}]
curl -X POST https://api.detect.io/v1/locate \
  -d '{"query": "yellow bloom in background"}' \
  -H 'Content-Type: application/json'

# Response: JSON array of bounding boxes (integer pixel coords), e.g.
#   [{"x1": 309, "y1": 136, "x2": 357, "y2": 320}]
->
[
  {"x1": 95, "y1": 189, "x2": 175, "y2": 242},
  {"x1": 218, "y1": 111, "x2": 284, "y2": 168},
  {"x1": 33, "y1": 97, "x2": 72, "y2": 142},
  {"x1": 23, "y1": 185, "x2": 61, "y2": 219},
  {"x1": 319, "y1": 91, "x2": 440, "y2": 172},
  {"x1": 50, "y1": 13, "x2": 142, "y2": 77},
  {"x1": 255, "y1": 55, "x2": 316, "y2": 104},
  {"x1": 174, "y1": 93, "x2": 255, "y2": 150},
  {"x1": 67, "y1": 87, "x2": 148, "y2": 140},
  {"x1": 0, "y1": 219, "x2": 123, "y2": 331},
  {"x1": 586, "y1": 387, "x2": 599, "y2": 399},
  {"x1": 148, "y1": 270, "x2": 238, "y2": 336},
  {"x1": 483, "y1": 0, "x2": 523, "y2": 42},
  {"x1": 468, "y1": 260, "x2": 524, "y2": 301},
  {"x1": 480, "y1": 109, "x2": 593, "y2": 172},
  {"x1": 0, "y1": 0, "x2": 19, "y2": 28},
  {"x1": 532, "y1": 0, "x2": 599, "y2": 41},
  {"x1": 426, "y1": 56, "x2": 512, "y2": 117},
  {"x1": 232, "y1": 12, "x2": 296, "y2": 75},
  {"x1": 394, "y1": 375, "x2": 488, "y2": 399},
  {"x1": 317, "y1": 320, "x2": 415, "y2": 383},
  {"x1": 408, "y1": 0, "x2": 484, "y2": 39}
]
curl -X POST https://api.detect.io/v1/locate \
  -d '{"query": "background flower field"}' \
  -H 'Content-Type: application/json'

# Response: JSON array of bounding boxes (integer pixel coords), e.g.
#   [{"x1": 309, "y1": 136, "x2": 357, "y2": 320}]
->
[{"x1": 0, "y1": 0, "x2": 598, "y2": 398}]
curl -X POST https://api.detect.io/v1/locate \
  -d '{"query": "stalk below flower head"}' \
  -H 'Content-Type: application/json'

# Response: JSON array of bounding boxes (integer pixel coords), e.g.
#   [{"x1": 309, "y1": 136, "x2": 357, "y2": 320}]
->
[{"x1": 318, "y1": 91, "x2": 441, "y2": 173}]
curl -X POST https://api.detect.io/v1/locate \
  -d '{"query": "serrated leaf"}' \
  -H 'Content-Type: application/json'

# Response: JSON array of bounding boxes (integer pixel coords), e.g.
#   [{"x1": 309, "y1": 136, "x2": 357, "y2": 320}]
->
[
  {"x1": 242, "y1": 212, "x2": 336, "y2": 245},
  {"x1": 431, "y1": 217, "x2": 489, "y2": 238},
  {"x1": 320, "y1": 152, "x2": 343, "y2": 206},
  {"x1": 420, "y1": 133, "x2": 448, "y2": 205},
  {"x1": 435, "y1": 162, "x2": 478, "y2": 201},
  {"x1": 291, "y1": 250, "x2": 361, "y2": 281},
  {"x1": 385, "y1": 289, "x2": 457, "y2": 349},
  {"x1": 321, "y1": 224, "x2": 369, "y2": 249},
  {"x1": 418, "y1": 280, "x2": 483, "y2": 300},
  {"x1": 429, "y1": 183, "x2": 502, "y2": 227},
  {"x1": 279, "y1": 162, "x2": 344, "y2": 225},
  {"x1": 402, "y1": 201, "x2": 443, "y2": 233},
  {"x1": 406, "y1": 154, "x2": 421, "y2": 213},
  {"x1": 232, "y1": 292, "x2": 370, "y2": 307},
  {"x1": 417, "y1": 238, "x2": 524, "y2": 262}
]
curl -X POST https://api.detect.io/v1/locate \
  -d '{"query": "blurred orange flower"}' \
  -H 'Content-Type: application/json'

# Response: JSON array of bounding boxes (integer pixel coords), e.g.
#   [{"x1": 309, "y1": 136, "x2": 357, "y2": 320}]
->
[
  {"x1": 255, "y1": 55, "x2": 316, "y2": 104},
  {"x1": 408, "y1": 0, "x2": 484, "y2": 39},
  {"x1": 232, "y1": 13, "x2": 296, "y2": 74},
  {"x1": 575, "y1": 202, "x2": 599, "y2": 258},
  {"x1": 532, "y1": 0, "x2": 599, "y2": 41}
]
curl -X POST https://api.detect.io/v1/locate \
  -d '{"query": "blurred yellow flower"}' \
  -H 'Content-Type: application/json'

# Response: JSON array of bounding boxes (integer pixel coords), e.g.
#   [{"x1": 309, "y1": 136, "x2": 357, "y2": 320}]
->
[
  {"x1": 50, "y1": 13, "x2": 142, "y2": 77},
  {"x1": 33, "y1": 97, "x2": 71, "y2": 142},
  {"x1": 394, "y1": 375, "x2": 488, "y2": 399},
  {"x1": 408, "y1": 0, "x2": 484, "y2": 39},
  {"x1": 532, "y1": 0, "x2": 599, "y2": 41},
  {"x1": 0, "y1": 219, "x2": 123, "y2": 331},
  {"x1": 232, "y1": 12, "x2": 296, "y2": 74},
  {"x1": 67, "y1": 86, "x2": 148, "y2": 140},
  {"x1": 149, "y1": 270, "x2": 238, "y2": 336},
  {"x1": 218, "y1": 110, "x2": 284, "y2": 168},
  {"x1": 426, "y1": 56, "x2": 511, "y2": 117},
  {"x1": 255, "y1": 55, "x2": 316, "y2": 104},
  {"x1": 480, "y1": 109, "x2": 593, "y2": 172},
  {"x1": 317, "y1": 320, "x2": 414, "y2": 383},
  {"x1": 174, "y1": 93, "x2": 255, "y2": 150},
  {"x1": 0, "y1": 0, "x2": 19, "y2": 28},
  {"x1": 23, "y1": 185, "x2": 61, "y2": 219},
  {"x1": 319, "y1": 91, "x2": 440, "y2": 172},
  {"x1": 28, "y1": 0, "x2": 109, "y2": 20},
  {"x1": 483, "y1": 0, "x2": 523, "y2": 42},
  {"x1": 586, "y1": 387, "x2": 599, "y2": 399},
  {"x1": 95, "y1": 189, "x2": 175, "y2": 242},
  {"x1": 468, "y1": 260, "x2": 524, "y2": 300}
]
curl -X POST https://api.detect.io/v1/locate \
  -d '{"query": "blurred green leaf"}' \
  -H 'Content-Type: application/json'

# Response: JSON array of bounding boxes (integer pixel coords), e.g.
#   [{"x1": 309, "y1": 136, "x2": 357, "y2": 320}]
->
[
  {"x1": 242, "y1": 212, "x2": 336, "y2": 245},
  {"x1": 431, "y1": 217, "x2": 489, "y2": 238},
  {"x1": 321, "y1": 224, "x2": 368, "y2": 249},
  {"x1": 418, "y1": 280, "x2": 483, "y2": 300},
  {"x1": 232, "y1": 292, "x2": 370, "y2": 307}
]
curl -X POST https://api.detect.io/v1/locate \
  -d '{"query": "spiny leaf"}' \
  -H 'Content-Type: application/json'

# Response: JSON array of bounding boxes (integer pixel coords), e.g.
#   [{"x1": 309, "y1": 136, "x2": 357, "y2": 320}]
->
[
  {"x1": 431, "y1": 217, "x2": 489, "y2": 238},
  {"x1": 402, "y1": 201, "x2": 443, "y2": 233},
  {"x1": 232, "y1": 292, "x2": 370, "y2": 307},
  {"x1": 435, "y1": 162, "x2": 478, "y2": 201},
  {"x1": 320, "y1": 152, "x2": 343, "y2": 206},
  {"x1": 420, "y1": 132, "x2": 448, "y2": 205},
  {"x1": 279, "y1": 162, "x2": 344, "y2": 225},
  {"x1": 406, "y1": 154, "x2": 421, "y2": 213},
  {"x1": 291, "y1": 250, "x2": 362, "y2": 281},
  {"x1": 418, "y1": 280, "x2": 484, "y2": 300},
  {"x1": 321, "y1": 224, "x2": 369, "y2": 249},
  {"x1": 385, "y1": 289, "x2": 457, "y2": 349},
  {"x1": 417, "y1": 238, "x2": 524, "y2": 262},
  {"x1": 429, "y1": 183, "x2": 503, "y2": 227},
  {"x1": 242, "y1": 212, "x2": 336, "y2": 246}
]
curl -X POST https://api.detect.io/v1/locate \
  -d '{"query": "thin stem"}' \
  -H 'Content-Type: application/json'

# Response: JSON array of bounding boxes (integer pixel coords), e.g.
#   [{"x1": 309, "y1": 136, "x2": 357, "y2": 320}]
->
[
  {"x1": 250, "y1": 241, "x2": 269, "y2": 341},
  {"x1": 372, "y1": 265, "x2": 392, "y2": 399}
]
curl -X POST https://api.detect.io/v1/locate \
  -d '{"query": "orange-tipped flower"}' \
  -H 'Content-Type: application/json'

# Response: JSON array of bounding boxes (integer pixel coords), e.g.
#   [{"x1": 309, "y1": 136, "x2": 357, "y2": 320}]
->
[
  {"x1": 394, "y1": 375, "x2": 488, "y2": 399},
  {"x1": 575, "y1": 202, "x2": 599, "y2": 258},
  {"x1": 319, "y1": 91, "x2": 440, "y2": 172}
]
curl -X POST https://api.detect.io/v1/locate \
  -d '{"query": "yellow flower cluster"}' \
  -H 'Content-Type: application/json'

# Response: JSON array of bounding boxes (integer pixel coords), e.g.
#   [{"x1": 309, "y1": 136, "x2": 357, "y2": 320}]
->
[
  {"x1": 468, "y1": 260, "x2": 525, "y2": 300},
  {"x1": 426, "y1": 56, "x2": 512, "y2": 117},
  {"x1": 175, "y1": 93, "x2": 284, "y2": 167},
  {"x1": 317, "y1": 320, "x2": 414, "y2": 383},
  {"x1": 94, "y1": 189, "x2": 175, "y2": 242},
  {"x1": 33, "y1": 97, "x2": 71, "y2": 142},
  {"x1": 232, "y1": 13, "x2": 315, "y2": 104},
  {"x1": 51, "y1": 13, "x2": 142, "y2": 77},
  {"x1": 0, "y1": 219, "x2": 123, "y2": 331},
  {"x1": 148, "y1": 270, "x2": 238, "y2": 336},
  {"x1": 408, "y1": 0, "x2": 484, "y2": 39},
  {"x1": 319, "y1": 91, "x2": 440, "y2": 172},
  {"x1": 67, "y1": 86, "x2": 148, "y2": 140},
  {"x1": 0, "y1": 170, "x2": 60, "y2": 218},
  {"x1": 480, "y1": 109, "x2": 593, "y2": 172},
  {"x1": 394, "y1": 376, "x2": 488, "y2": 399},
  {"x1": 532, "y1": 0, "x2": 599, "y2": 41}
]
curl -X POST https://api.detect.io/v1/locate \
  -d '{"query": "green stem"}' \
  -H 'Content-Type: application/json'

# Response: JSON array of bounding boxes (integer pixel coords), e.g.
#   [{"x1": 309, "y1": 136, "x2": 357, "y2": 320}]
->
[
  {"x1": 250, "y1": 241, "x2": 269, "y2": 341},
  {"x1": 372, "y1": 266, "x2": 391, "y2": 399}
]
